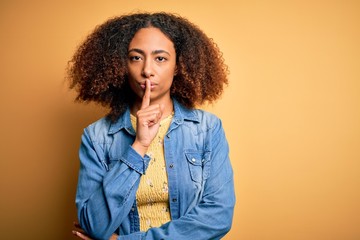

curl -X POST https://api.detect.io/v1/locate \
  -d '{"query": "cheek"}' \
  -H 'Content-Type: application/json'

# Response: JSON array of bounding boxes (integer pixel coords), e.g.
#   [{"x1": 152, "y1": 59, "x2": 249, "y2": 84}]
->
[
  {"x1": 163, "y1": 70, "x2": 175, "y2": 85},
  {"x1": 164, "y1": 64, "x2": 177, "y2": 78}
]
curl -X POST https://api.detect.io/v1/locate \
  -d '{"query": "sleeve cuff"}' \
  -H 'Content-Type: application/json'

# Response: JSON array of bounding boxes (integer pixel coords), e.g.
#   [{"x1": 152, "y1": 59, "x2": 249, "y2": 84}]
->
[{"x1": 120, "y1": 145, "x2": 151, "y2": 174}]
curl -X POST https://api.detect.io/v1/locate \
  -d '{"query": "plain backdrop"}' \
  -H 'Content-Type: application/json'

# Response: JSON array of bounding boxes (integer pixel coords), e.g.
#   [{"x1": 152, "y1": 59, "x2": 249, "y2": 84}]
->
[{"x1": 0, "y1": 1, "x2": 359, "y2": 239}]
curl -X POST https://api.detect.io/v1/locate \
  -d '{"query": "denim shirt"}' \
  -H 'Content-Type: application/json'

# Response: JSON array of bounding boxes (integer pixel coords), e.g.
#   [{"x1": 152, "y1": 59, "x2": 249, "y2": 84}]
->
[{"x1": 75, "y1": 100, "x2": 235, "y2": 240}]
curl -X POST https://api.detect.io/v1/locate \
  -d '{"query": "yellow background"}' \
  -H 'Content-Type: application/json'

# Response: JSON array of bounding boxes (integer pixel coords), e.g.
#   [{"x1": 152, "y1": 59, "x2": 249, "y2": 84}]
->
[{"x1": 1, "y1": 1, "x2": 359, "y2": 239}]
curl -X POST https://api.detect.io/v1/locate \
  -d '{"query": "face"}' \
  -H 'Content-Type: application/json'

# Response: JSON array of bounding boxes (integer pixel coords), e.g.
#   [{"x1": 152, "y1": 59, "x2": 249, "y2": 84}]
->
[{"x1": 127, "y1": 27, "x2": 177, "y2": 105}]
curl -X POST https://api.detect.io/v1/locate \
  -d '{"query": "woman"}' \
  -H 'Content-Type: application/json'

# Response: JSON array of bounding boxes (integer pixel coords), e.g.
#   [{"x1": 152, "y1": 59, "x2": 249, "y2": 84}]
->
[{"x1": 68, "y1": 12, "x2": 235, "y2": 240}]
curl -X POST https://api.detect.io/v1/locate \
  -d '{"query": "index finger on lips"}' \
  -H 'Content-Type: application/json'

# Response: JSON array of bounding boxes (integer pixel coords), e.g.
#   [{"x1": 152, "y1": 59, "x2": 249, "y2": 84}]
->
[{"x1": 141, "y1": 79, "x2": 151, "y2": 109}]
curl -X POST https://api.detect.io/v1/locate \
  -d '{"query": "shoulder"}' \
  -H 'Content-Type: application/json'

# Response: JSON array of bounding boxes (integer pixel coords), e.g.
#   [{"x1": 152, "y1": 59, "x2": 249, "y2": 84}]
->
[
  {"x1": 182, "y1": 108, "x2": 223, "y2": 135},
  {"x1": 194, "y1": 109, "x2": 222, "y2": 128},
  {"x1": 193, "y1": 109, "x2": 221, "y2": 125},
  {"x1": 174, "y1": 99, "x2": 222, "y2": 130},
  {"x1": 83, "y1": 116, "x2": 113, "y2": 144}
]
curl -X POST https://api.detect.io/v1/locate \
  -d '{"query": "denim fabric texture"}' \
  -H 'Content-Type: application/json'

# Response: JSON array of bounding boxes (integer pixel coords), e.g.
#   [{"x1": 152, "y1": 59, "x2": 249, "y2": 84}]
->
[{"x1": 75, "y1": 99, "x2": 235, "y2": 240}]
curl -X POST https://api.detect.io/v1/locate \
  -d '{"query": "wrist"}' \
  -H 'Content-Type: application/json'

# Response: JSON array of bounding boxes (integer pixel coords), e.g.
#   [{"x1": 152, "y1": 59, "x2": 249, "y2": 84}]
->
[{"x1": 132, "y1": 140, "x2": 148, "y2": 157}]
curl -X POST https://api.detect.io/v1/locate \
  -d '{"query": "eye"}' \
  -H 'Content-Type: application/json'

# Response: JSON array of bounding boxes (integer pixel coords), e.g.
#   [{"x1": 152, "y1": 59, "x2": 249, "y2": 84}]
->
[
  {"x1": 129, "y1": 55, "x2": 142, "y2": 61},
  {"x1": 156, "y1": 56, "x2": 167, "y2": 62}
]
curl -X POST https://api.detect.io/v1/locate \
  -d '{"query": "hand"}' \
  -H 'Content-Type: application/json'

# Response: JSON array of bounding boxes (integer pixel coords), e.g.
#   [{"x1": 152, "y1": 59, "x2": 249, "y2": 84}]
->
[
  {"x1": 72, "y1": 222, "x2": 93, "y2": 240},
  {"x1": 72, "y1": 222, "x2": 118, "y2": 240},
  {"x1": 132, "y1": 79, "x2": 164, "y2": 156}
]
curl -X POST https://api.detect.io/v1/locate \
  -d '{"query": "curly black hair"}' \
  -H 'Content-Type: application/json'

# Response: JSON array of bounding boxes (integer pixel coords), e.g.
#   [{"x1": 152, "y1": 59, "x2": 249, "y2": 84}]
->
[{"x1": 67, "y1": 12, "x2": 228, "y2": 121}]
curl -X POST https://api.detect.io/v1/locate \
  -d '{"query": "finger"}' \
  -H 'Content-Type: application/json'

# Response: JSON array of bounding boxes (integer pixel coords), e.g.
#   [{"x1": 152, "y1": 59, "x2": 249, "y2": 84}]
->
[
  {"x1": 148, "y1": 104, "x2": 163, "y2": 124},
  {"x1": 141, "y1": 79, "x2": 151, "y2": 109},
  {"x1": 73, "y1": 222, "x2": 86, "y2": 233},
  {"x1": 137, "y1": 104, "x2": 162, "y2": 118},
  {"x1": 137, "y1": 106, "x2": 163, "y2": 126},
  {"x1": 72, "y1": 222, "x2": 89, "y2": 237},
  {"x1": 72, "y1": 230, "x2": 92, "y2": 240}
]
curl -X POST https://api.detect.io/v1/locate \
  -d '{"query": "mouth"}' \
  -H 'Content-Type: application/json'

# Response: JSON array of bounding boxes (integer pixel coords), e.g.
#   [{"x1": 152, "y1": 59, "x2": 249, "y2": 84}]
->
[{"x1": 140, "y1": 81, "x2": 156, "y2": 90}]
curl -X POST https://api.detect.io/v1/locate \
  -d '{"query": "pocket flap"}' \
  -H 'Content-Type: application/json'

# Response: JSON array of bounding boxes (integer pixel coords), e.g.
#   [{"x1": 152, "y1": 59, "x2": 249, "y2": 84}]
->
[{"x1": 185, "y1": 152, "x2": 203, "y2": 166}]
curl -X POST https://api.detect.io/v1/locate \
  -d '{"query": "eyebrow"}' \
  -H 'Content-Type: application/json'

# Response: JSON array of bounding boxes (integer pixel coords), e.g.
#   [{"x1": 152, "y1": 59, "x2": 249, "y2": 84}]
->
[{"x1": 128, "y1": 48, "x2": 171, "y2": 56}]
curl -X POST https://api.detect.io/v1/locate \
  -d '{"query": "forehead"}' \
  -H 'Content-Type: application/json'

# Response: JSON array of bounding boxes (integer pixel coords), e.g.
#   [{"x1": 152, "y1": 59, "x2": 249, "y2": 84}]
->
[{"x1": 128, "y1": 27, "x2": 175, "y2": 52}]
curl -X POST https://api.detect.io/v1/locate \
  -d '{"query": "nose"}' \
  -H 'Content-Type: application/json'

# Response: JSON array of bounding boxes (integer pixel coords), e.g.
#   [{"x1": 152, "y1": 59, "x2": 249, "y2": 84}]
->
[{"x1": 142, "y1": 58, "x2": 154, "y2": 78}]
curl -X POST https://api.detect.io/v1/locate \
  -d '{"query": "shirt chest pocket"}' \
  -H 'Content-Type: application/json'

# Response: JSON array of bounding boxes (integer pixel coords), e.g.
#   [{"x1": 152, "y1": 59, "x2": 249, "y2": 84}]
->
[{"x1": 185, "y1": 151, "x2": 210, "y2": 183}]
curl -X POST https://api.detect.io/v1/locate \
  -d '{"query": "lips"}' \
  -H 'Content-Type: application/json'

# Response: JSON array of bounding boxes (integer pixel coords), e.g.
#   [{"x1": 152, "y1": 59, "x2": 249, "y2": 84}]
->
[{"x1": 140, "y1": 81, "x2": 156, "y2": 90}]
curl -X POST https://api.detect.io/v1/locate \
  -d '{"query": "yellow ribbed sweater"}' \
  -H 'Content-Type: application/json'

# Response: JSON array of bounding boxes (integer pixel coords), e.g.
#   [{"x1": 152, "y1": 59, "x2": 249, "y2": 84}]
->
[{"x1": 130, "y1": 113, "x2": 173, "y2": 231}]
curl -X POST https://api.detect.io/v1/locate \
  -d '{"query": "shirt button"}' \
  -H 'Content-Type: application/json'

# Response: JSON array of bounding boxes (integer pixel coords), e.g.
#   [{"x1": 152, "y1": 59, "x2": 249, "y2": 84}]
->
[
  {"x1": 172, "y1": 198, "x2": 177, "y2": 202},
  {"x1": 191, "y1": 158, "x2": 196, "y2": 162},
  {"x1": 131, "y1": 208, "x2": 135, "y2": 211}
]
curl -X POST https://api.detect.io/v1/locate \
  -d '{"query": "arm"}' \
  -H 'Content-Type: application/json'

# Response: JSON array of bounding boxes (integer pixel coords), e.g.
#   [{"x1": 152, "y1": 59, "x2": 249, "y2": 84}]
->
[
  {"x1": 72, "y1": 222, "x2": 118, "y2": 240},
  {"x1": 76, "y1": 80, "x2": 163, "y2": 240},
  {"x1": 76, "y1": 128, "x2": 150, "y2": 240},
  {"x1": 119, "y1": 118, "x2": 236, "y2": 240}
]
